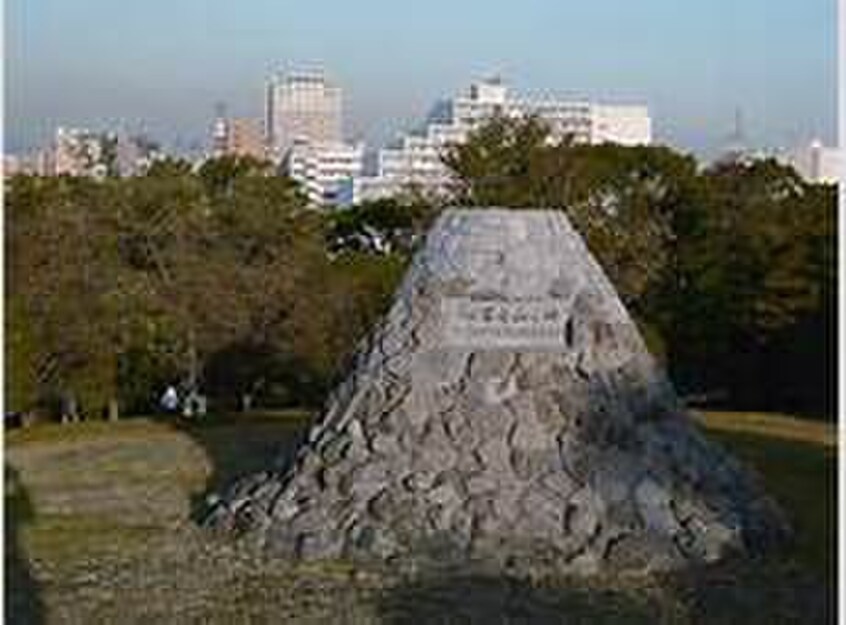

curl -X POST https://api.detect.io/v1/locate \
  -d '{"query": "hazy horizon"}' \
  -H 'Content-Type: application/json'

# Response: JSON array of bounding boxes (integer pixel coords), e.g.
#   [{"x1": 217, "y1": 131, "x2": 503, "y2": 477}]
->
[{"x1": 5, "y1": 0, "x2": 836, "y2": 159}]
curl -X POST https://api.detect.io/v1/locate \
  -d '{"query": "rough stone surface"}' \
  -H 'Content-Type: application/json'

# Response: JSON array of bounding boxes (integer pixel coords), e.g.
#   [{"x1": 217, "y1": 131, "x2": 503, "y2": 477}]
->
[{"x1": 206, "y1": 208, "x2": 789, "y2": 576}]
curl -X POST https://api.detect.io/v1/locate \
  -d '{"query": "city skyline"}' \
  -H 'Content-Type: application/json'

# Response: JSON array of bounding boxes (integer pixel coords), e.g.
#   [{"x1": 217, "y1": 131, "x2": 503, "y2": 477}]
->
[{"x1": 5, "y1": 0, "x2": 836, "y2": 157}]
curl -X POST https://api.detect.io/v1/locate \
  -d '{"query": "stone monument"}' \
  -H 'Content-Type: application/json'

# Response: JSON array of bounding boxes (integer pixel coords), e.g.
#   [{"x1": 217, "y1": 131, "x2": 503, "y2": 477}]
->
[{"x1": 206, "y1": 208, "x2": 787, "y2": 575}]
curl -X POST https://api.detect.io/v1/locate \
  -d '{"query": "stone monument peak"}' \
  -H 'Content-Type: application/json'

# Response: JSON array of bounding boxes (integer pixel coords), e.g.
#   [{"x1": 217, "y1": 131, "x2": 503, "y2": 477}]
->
[{"x1": 207, "y1": 208, "x2": 787, "y2": 575}]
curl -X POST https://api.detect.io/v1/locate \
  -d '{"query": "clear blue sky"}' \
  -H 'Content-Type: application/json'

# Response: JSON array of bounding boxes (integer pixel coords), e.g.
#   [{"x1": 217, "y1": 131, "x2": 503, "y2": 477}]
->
[{"x1": 5, "y1": 0, "x2": 836, "y2": 157}]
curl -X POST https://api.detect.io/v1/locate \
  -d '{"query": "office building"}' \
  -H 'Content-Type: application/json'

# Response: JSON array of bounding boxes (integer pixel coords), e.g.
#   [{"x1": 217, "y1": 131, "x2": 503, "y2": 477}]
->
[
  {"x1": 265, "y1": 71, "x2": 342, "y2": 160},
  {"x1": 361, "y1": 78, "x2": 651, "y2": 201},
  {"x1": 285, "y1": 141, "x2": 364, "y2": 206},
  {"x1": 449, "y1": 78, "x2": 651, "y2": 146}
]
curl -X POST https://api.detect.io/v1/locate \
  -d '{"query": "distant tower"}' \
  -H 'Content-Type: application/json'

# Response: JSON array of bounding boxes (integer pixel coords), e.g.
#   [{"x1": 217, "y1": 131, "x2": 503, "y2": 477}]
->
[{"x1": 720, "y1": 107, "x2": 747, "y2": 163}]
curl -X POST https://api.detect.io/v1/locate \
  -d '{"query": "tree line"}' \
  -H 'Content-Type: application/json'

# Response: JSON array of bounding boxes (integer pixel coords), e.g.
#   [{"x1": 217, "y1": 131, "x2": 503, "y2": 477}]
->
[
  {"x1": 5, "y1": 118, "x2": 836, "y2": 422},
  {"x1": 6, "y1": 157, "x2": 417, "y2": 420}
]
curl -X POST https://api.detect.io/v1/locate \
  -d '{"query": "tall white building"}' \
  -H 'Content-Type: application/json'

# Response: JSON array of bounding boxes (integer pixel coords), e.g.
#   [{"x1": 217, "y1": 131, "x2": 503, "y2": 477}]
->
[
  {"x1": 285, "y1": 141, "x2": 364, "y2": 206},
  {"x1": 784, "y1": 139, "x2": 842, "y2": 184},
  {"x1": 445, "y1": 78, "x2": 652, "y2": 146},
  {"x1": 265, "y1": 71, "x2": 342, "y2": 160},
  {"x1": 590, "y1": 104, "x2": 652, "y2": 146},
  {"x1": 357, "y1": 78, "x2": 652, "y2": 202}
]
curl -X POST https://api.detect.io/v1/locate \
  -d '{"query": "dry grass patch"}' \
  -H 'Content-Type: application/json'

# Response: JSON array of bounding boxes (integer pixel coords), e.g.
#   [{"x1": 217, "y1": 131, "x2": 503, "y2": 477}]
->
[{"x1": 694, "y1": 410, "x2": 836, "y2": 448}]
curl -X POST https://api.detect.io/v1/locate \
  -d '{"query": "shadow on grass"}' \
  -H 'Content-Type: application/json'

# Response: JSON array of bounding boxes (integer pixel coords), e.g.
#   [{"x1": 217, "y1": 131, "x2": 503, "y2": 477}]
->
[
  {"x1": 5, "y1": 465, "x2": 46, "y2": 625},
  {"x1": 700, "y1": 426, "x2": 837, "y2": 624},
  {"x1": 704, "y1": 428, "x2": 837, "y2": 584},
  {"x1": 375, "y1": 573, "x2": 666, "y2": 625},
  {"x1": 157, "y1": 411, "x2": 312, "y2": 523},
  {"x1": 374, "y1": 563, "x2": 833, "y2": 625},
  {"x1": 659, "y1": 559, "x2": 833, "y2": 625}
]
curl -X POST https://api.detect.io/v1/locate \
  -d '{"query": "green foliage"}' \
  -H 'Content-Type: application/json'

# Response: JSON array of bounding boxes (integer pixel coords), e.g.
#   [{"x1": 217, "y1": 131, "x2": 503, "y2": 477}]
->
[
  {"x1": 323, "y1": 251, "x2": 408, "y2": 353},
  {"x1": 197, "y1": 154, "x2": 277, "y2": 198},
  {"x1": 6, "y1": 175, "x2": 123, "y2": 417},
  {"x1": 101, "y1": 134, "x2": 120, "y2": 177},
  {"x1": 146, "y1": 157, "x2": 193, "y2": 178},
  {"x1": 443, "y1": 114, "x2": 551, "y2": 207},
  {"x1": 654, "y1": 161, "x2": 836, "y2": 414},
  {"x1": 5, "y1": 297, "x2": 39, "y2": 414},
  {"x1": 5, "y1": 158, "x2": 417, "y2": 419},
  {"x1": 326, "y1": 197, "x2": 438, "y2": 256}
]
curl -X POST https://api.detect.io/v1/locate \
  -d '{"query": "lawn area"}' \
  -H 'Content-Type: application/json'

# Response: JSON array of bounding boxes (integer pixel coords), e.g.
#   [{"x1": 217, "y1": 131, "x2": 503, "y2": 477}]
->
[
  {"x1": 4, "y1": 409, "x2": 837, "y2": 624},
  {"x1": 695, "y1": 411, "x2": 836, "y2": 580}
]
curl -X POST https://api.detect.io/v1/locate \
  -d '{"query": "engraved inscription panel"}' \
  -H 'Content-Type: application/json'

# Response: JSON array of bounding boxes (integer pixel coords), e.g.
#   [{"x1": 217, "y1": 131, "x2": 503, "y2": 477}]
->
[{"x1": 443, "y1": 297, "x2": 571, "y2": 349}]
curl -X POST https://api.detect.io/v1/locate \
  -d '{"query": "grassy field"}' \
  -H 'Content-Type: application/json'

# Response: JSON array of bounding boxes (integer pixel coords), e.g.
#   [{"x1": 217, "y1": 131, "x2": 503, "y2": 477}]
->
[
  {"x1": 694, "y1": 411, "x2": 836, "y2": 580},
  {"x1": 4, "y1": 410, "x2": 837, "y2": 624}
]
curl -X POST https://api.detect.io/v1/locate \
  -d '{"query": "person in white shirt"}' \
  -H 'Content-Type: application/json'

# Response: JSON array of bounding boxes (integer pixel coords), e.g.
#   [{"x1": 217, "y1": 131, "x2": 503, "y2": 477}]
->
[{"x1": 160, "y1": 385, "x2": 179, "y2": 413}]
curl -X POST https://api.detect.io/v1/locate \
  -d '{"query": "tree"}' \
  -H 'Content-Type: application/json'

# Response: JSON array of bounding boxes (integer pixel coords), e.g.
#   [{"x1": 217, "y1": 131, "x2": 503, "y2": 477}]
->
[
  {"x1": 6, "y1": 175, "x2": 123, "y2": 419},
  {"x1": 658, "y1": 159, "x2": 836, "y2": 414},
  {"x1": 5, "y1": 296, "x2": 39, "y2": 416},
  {"x1": 442, "y1": 114, "x2": 550, "y2": 207},
  {"x1": 9, "y1": 138, "x2": 830, "y2": 420},
  {"x1": 326, "y1": 197, "x2": 438, "y2": 257},
  {"x1": 7, "y1": 162, "x2": 411, "y2": 417},
  {"x1": 197, "y1": 154, "x2": 277, "y2": 198},
  {"x1": 146, "y1": 157, "x2": 193, "y2": 178}
]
